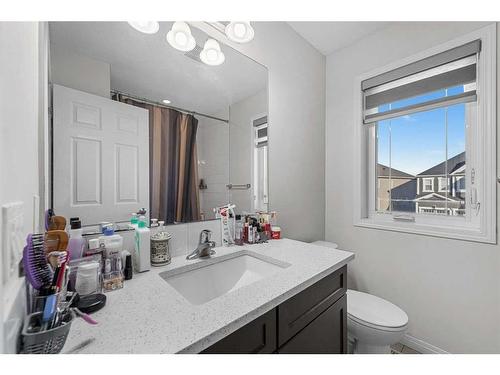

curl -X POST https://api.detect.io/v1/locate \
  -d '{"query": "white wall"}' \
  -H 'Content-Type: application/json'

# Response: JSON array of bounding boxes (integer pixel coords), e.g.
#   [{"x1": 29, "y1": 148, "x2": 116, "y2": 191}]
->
[
  {"x1": 197, "y1": 111, "x2": 230, "y2": 220},
  {"x1": 50, "y1": 44, "x2": 110, "y2": 98},
  {"x1": 0, "y1": 22, "x2": 42, "y2": 353},
  {"x1": 325, "y1": 22, "x2": 499, "y2": 353},
  {"x1": 229, "y1": 89, "x2": 268, "y2": 213},
  {"x1": 195, "y1": 22, "x2": 326, "y2": 242}
]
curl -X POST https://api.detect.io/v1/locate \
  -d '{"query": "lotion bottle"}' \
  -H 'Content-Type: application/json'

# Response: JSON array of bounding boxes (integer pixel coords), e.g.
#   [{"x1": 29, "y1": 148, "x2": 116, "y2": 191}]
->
[
  {"x1": 68, "y1": 217, "x2": 85, "y2": 260},
  {"x1": 134, "y1": 215, "x2": 151, "y2": 272}
]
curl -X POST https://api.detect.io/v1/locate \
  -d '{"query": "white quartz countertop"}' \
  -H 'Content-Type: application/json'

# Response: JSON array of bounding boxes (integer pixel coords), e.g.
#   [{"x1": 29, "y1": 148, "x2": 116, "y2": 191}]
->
[{"x1": 63, "y1": 239, "x2": 354, "y2": 354}]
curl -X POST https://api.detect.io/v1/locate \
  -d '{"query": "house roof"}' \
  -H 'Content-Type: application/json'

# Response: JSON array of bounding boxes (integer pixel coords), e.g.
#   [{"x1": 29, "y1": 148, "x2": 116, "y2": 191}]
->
[
  {"x1": 417, "y1": 152, "x2": 465, "y2": 176},
  {"x1": 377, "y1": 164, "x2": 414, "y2": 178},
  {"x1": 415, "y1": 192, "x2": 463, "y2": 202},
  {"x1": 391, "y1": 179, "x2": 417, "y2": 200}
]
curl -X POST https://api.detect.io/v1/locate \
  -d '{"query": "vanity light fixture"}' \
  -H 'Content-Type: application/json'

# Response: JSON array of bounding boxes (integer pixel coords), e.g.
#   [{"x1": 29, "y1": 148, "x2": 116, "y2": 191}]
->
[
  {"x1": 162, "y1": 99, "x2": 171, "y2": 104},
  {"x1": 199, "y1": 39, "x2": 225, "y2": 66},
  {"x1": 224, "y1": 22, "x2": 254, "y2": 43},
  {"x1": 127, "y1": 21, "x2": 160, "y2": 34},
  {"x1": 166, "y1": 22, "x2": 196, "y2": 52}
]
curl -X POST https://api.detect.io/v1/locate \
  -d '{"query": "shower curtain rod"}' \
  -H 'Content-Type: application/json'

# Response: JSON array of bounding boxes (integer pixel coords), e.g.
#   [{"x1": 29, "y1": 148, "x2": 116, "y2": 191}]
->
[{"x1": 110, "y1": 89, "x2": 229, "y2": 123}]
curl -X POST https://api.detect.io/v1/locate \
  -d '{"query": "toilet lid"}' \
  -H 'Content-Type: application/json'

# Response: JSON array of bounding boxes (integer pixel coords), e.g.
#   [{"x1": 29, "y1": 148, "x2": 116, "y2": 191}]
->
[{"x1": 347, "y1": 289, "x2": 408, "y2": 329}]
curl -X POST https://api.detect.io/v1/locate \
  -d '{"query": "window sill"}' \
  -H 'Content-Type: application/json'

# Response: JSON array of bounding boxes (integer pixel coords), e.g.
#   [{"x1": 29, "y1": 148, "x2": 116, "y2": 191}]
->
[{"x1": 354, "y1": 217, "x2": 496, "y2": 244}]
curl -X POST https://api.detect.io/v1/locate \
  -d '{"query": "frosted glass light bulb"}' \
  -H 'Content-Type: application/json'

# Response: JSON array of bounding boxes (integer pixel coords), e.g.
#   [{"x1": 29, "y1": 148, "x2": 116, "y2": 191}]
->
[
  {"x1": 225, "y1": 22, "x2": 254, "y2": 43},
  {"x1": 127, "y1": 21, "x2": 159, "y2": 34},
  {"x1": 199, "y1": 39, "x2": 225, "y2": 66},
  {"x1": 166, "y1": 21, "x2": 196, "y2": 52},
  {"x1": 233, "y1": 23, "x2": 246, "y2": 38}
]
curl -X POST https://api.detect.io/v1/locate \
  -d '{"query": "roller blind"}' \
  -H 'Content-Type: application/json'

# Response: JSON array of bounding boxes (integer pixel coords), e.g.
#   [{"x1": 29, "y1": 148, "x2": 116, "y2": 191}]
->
[{"x1": 362, "y1": 40, "x2": 480, "y2": 124}]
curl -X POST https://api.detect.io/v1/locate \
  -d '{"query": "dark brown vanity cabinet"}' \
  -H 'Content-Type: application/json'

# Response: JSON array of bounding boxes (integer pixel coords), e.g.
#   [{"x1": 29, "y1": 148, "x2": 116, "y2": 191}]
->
[{"x1": 201, "y1": 265, "x2": 347, "y2": 354}]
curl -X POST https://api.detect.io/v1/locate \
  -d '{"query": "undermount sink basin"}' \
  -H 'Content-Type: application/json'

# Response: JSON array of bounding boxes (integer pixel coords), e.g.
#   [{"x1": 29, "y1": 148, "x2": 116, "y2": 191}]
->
[{"x1": 160, "y1": 250, "x2": 290, "y2": 305}]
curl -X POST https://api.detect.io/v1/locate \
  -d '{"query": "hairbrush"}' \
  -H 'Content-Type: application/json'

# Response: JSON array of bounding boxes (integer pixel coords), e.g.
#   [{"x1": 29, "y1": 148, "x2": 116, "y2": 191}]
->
[
  {"x1": 23, "y1": 233, "x2": 53, "y2": 290},
  {"x1": 49, "y1": 216, "x2": 67, "y2": 231},
  {"x1": 44, "y1": 230, "x2": 69, "y2": 255}
]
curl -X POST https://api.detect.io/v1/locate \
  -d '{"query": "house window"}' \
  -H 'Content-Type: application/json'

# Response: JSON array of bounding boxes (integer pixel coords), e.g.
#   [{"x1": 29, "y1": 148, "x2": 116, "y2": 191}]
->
[
  {"x1": 455, "y1": 176, "x2": 466, "y2": 192},
  {"x1": 355, "y1": 25, "x2": 496, "y2": 243},
  {"x1": 438, "y1": 177, "x2": 449, "y2": 192},
  {"x1": 423, "y1": 178, "x2": 435, "y2": 193}
]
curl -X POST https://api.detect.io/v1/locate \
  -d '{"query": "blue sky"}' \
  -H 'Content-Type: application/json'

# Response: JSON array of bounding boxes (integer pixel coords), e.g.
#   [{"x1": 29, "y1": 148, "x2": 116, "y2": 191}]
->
[{"x1": 377, "y1": 86, "x2": 467, "y2": 176}]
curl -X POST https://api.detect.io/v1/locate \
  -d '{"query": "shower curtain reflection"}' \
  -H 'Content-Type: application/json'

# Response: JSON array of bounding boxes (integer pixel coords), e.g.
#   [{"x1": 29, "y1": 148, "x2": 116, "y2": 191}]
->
[{"x1": 115, "y1": 95, "x2": 201, "y2": 223}]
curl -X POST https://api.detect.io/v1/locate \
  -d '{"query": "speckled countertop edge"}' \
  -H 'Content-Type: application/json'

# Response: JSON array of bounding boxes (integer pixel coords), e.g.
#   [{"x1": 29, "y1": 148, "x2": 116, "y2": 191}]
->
[{"x1": 63, "y1": 239, "x2": 354, "y2": 354}]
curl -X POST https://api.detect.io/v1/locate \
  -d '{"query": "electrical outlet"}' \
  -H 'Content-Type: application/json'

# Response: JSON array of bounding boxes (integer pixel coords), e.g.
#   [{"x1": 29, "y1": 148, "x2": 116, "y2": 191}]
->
[{"x1": 1, "y1": 202, "x2": 24, "y2": 286}]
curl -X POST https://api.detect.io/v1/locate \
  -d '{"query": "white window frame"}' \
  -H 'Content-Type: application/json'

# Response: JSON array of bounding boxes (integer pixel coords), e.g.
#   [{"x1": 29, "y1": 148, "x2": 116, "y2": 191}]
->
[
  {"x1": 455, "y1": 175, "x2": 466, "y2": 193},
  {"x1": 251, "y1": 113, "x2": 269, "y2": 212},
  {"x1": 438, "y1": 177, "x2": 448, "y2": 192},
  {"x1": 353, "y1": 24, "x2": 496, "y2": 244},
  {"x1": 423, "y1": 178, "x2": 435, "y2": 193}
]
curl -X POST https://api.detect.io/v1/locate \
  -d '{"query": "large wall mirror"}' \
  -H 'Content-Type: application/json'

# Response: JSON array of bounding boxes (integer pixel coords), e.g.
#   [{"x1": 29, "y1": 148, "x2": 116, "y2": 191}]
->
[{"x1": 48, "y1": 22, "x2": 268, "y2": 228}]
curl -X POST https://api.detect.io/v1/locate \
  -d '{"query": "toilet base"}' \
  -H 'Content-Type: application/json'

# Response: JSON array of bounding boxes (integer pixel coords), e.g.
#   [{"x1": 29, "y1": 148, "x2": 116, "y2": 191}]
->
[
  {"x1": 356, "y1": 342, "x2": 391, "y2": 354},
  {"x1": 348, "y1": 335, "x2": 392, "y2": 354}
]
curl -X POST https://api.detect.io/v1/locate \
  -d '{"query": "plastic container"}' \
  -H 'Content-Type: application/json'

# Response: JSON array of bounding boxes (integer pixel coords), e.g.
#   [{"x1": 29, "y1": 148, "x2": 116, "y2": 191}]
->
[
  {"x1": 69, "y1": 255, "x2": 102, "y2": 296},
  {"x1": 234, "y1": 215, "x2": 244, "y2": 246},
  {"x1": 75, "y1": 261, "x2": 101, "y2": 295},
  {"x1": 99, "y1": 229, "x2": 123, "y2": 258},
  {"x1": 134, "y1": 216, "x2": 151, "y2": 272},
  {"x1": 271, "y1": 226, "x2": 281, "y2": 240},
  {"x1": 68, "y1": 218, "x2": 85, "y2": 260},
  {"x1": 21, "y1": 310, "x2": 74, "y2": 354}
]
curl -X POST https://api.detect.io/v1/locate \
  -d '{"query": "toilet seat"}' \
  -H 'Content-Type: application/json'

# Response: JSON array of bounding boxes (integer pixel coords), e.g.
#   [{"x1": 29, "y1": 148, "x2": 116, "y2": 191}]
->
[
  {"x1": 347, "y1": 289, "x2": 408, "y2": 332},
  {"x1": 348, "y1": 314, "x2": 407, "y2": 333}
]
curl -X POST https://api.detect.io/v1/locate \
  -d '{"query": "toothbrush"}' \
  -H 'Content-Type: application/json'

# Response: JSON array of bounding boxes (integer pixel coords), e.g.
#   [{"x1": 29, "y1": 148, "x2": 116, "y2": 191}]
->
[{"x1": 73, "y1": 308, "x2": 98, "y2": 325}]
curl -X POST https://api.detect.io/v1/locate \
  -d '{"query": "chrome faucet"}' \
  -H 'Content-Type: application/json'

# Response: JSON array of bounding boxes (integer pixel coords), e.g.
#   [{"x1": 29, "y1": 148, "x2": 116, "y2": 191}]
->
[{"x1": 186, "y1": 229, "x2": 216, "y2": 260}]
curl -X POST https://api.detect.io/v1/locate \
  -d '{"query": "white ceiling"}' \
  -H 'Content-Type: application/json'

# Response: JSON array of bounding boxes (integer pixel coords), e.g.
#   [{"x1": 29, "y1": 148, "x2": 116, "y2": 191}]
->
[
  {"x1": 49, "y1": 22, "x2": 267, "y2": 116},
  {"x1": 287, "y1": 22, "x2": 392, "y2": 56}
]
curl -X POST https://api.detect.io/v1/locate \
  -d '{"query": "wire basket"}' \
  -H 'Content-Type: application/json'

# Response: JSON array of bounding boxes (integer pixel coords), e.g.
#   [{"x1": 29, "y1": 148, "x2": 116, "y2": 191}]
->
[{"x1": 21, "y1": 310, "x2": 74, "y2": 354}]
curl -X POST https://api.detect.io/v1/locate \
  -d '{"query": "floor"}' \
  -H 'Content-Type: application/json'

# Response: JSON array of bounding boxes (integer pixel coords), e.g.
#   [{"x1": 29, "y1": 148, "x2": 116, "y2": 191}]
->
[{"x1": 390, "y1": 343, "x2": 421, "y2": 354}]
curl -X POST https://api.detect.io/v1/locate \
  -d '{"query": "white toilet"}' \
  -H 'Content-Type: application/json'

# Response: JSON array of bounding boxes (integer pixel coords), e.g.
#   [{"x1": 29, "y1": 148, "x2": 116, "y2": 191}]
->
[
  {"x1": 347, "y1": 289, "x2": 408, "y2": 354},
  {"x1": 310, "y1": 241, "x2": 408, "y2": 354}
]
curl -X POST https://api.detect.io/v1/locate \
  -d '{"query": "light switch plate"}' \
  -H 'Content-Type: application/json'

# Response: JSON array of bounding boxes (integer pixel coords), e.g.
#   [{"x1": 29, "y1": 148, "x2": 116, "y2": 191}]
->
[{"x1": 1, "y1": 202, "x2": 24, "y2": 286}]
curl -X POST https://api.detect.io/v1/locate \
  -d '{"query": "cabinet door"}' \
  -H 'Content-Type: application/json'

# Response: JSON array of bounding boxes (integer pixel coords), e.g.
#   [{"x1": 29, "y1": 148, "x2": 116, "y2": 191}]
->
[
  {"x1": 278, "y1": 295, "x2": 347, "y2": 354},
  {"x1": 278, "y1": 265, "x2": 347, "y2": 346},
  {"x1": 201, "y1": 309, "x2": 277, "y2": 354}
]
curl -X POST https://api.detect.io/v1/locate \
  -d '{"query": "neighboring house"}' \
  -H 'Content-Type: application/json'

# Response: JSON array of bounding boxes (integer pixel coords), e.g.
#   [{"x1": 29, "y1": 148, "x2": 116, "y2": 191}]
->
[
  {"x1": 414, "y1": 152, "x2": 466, "y2": 216},
  {"x1": 377, "y1": 164, "x2": 414, "y2": 212}
]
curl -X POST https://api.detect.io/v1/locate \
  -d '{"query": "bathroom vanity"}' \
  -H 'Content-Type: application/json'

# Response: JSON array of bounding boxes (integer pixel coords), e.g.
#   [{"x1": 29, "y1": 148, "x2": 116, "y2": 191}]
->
[
  {"x1": 62, "y1": 239, "x2": 353, "y2": 354},
  {"x1": 201, "y1": 264, "x2": 347, "y2": 354}
]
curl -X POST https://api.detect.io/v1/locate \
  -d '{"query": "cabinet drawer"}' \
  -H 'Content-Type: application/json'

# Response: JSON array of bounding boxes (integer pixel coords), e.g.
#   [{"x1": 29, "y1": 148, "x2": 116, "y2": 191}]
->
[
  {"x1": 278, "y1": 265, "x2": 346, "y2": 346},
  {"x1": 278, "y1": 294, "x2": 347, "y2": 354},
  {"x1": 201, "y1": 308, "x2": 277, "y2": 354}
]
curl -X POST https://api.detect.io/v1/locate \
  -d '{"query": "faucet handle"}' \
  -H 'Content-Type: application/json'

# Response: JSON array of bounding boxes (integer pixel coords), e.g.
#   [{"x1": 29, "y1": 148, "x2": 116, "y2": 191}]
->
[{"x1": 199, "y1": 229, "x2": 212, "y2": 244}]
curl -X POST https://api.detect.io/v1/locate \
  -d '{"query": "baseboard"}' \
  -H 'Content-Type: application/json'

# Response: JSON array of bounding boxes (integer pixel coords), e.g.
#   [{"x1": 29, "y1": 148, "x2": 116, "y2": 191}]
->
[{"x1": 400, "y1": 334, "x2": 450, "y2": 354}]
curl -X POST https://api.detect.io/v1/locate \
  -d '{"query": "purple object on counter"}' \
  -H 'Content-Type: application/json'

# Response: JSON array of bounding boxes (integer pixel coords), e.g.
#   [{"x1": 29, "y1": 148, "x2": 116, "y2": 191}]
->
[{"x1": 23, "y1": 233, "x2": 53, "y2": 290}]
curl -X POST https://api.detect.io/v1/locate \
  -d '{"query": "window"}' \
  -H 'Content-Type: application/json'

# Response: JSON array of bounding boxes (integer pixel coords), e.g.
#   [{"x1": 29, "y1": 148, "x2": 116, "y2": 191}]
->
[
  {"x1": 253, "y1": 116, "x2": 268, "y2": 212},
  {"x1": 438, "y1": 177, "x2": 449, "y2": 192},
  {"x1": 423, "y1": 178, "x2": 435, "y2": 193},
  {"x1": 455, "y1": 176, "x2": 466, "y2": 192},
  {"x1": 354, "y1": 25, "x2": 496, "y2": 243}
]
